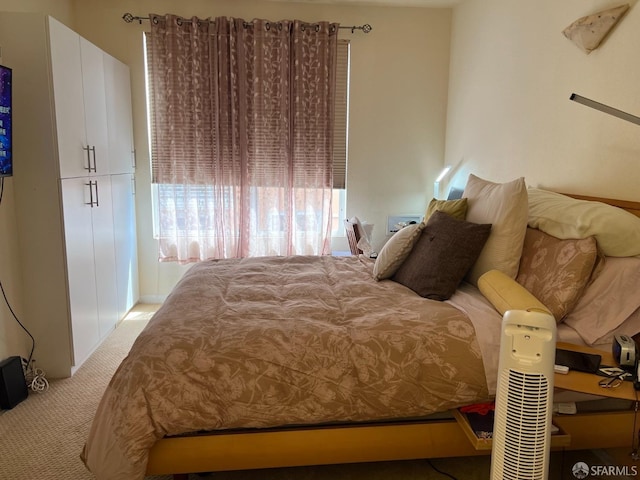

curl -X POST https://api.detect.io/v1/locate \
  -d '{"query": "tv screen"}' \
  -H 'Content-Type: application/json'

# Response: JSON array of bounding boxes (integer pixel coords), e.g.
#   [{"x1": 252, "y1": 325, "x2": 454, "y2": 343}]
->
[{"x1": 0, "y1": 64, "x2": 12, "y2": 177}]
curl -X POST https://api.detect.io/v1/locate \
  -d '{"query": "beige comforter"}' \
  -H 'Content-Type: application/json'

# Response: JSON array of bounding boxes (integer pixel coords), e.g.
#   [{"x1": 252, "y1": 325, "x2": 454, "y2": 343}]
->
[{"x1": 82, "y1": 255, "x2": 491, "y2": 479}]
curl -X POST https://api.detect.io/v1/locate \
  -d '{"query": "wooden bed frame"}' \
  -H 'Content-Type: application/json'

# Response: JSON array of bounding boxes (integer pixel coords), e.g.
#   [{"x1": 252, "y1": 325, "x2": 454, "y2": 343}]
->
[
  {"x1": 145, "y1": 194, "x2": 640, "y2": 479},
  {"x1": 148, "y1": 410, "x2": 637, "y2": 479}
]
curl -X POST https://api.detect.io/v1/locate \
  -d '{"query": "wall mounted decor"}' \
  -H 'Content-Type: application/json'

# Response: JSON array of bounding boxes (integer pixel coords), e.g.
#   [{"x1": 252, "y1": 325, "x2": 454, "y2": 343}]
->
[{"x1": 562, "y1": 4, "x2": 629, "y2": 54}]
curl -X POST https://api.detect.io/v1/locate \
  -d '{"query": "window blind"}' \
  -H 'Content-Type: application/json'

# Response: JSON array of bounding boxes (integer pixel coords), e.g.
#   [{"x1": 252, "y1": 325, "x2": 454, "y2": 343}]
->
[
  {"x1": 147, "y1": 34, "x2": 349, "y2": 188},
  {"x1": 333, "y1": 39, "x2": 349, "y2": 190}
]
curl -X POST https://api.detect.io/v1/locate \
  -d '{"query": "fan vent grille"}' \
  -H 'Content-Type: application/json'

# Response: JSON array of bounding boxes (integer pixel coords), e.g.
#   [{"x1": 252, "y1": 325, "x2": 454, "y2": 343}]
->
[{"x1": 493, "y1": 368, "x2": 551, "y2": 480}]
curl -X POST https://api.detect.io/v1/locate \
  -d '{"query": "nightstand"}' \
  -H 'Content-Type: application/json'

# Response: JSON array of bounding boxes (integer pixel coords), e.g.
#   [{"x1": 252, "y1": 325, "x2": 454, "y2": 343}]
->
[
  {"x1": 552, "y1": 342, "x2": 638, "y2": 452},
  {"x1": 554, "y1": 342, "x2": 637, "y2": 402},
  {"x1": 454, "y1": 341, "x2": 638, "y2": 452}
]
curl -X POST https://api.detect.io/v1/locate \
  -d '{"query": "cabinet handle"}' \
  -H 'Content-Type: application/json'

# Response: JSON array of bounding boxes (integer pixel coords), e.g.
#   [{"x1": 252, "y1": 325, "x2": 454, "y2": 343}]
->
[
  {"x1": 83, "y1": 146, "x2": 92, "y2": 172},
  {"x1": 132, "y1": 149, "x2": 136, "y2": 170},
  {"x1": 90, "y1": 146, "x2": 97, "y2": 173},
  {"x1": 94, "y1": 180, "x2": 99, "y2": 207},
  {"x1": 85, "y1": 181, "x2": 94, "y2": 207},
  {"x1": 82, "y1": 146, "x2": 97, "y2": 173},
  {"x1": 84, "y1": 181, "x2": 99, "y2": 207},
  {"x1": 131, "y1": 175, "x2": 136, "y2": 195}
]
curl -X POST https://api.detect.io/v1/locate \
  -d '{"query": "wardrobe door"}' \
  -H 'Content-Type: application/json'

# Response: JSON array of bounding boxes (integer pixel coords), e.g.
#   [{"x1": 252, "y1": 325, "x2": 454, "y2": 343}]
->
[
  {"x1": 90, "y1": 175, "x2": 119, "y2": 337},
  {"x1": 111, "y1": 173, "x2": 139, "y2": 319},
  {"x1": 104, "y1": 53, "x2": 135, "y2": 175},
  {"x1": 60, "y1": 177, "x2": 100, "y2": 366},
  {"x1": 80, "y1": 39, "x2": 110, "y2": 175},
  {"x1": 48, "y1": 17, "x2": 88, "y2": 179}
]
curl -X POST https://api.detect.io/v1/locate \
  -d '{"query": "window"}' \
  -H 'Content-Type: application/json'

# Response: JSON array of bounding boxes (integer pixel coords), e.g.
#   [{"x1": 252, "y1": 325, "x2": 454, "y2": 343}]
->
[
  {"x1": 332, "y1": 39, "x2": 350, "y2": 236},
  {"x1": 145, "y1": 20, "x2": 349, "y2": 261}
]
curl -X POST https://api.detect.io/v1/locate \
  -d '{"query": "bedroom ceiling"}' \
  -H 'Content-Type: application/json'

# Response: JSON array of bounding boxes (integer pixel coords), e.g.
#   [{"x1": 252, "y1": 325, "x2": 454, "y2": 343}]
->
[{"x1": 262, "y1": 0, "x2": 462, "y2": 7}]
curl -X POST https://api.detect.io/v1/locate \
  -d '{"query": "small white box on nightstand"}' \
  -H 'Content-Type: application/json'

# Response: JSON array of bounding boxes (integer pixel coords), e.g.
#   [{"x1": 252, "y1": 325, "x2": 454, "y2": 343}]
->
[{"x1": 387, "y1": 215, "x2": 422, "y2": 235}]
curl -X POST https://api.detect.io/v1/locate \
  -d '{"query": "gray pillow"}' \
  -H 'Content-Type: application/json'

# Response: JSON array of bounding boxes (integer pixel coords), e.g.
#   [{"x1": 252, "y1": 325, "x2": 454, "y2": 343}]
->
[{"x1": 392, "y1": 210, "x2": 492, "y2": 300}]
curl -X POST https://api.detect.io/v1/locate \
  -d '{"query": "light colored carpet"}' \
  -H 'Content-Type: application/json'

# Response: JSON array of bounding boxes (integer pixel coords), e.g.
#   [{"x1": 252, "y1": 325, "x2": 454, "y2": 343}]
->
[
  {"x1": 0, "y1": 306, "x2": 168, "y2": 480},
  {"x1": 0, "y1": 304, "x2": 631, "y2": 479}
]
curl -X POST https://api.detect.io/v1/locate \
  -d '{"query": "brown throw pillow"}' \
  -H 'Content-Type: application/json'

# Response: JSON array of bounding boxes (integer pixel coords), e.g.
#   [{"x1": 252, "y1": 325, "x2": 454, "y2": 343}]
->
[
  {"x1": 392, "y1": 211, "x2": 492, "y2": 301},
  {"x1": 516, "y1": 228, "x2": 598, "y2": 322}
]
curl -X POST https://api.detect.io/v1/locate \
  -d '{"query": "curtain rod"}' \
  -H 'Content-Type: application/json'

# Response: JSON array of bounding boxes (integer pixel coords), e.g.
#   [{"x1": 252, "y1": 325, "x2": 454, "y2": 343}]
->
[{"x1": 122, "y1": 13, "x2": 372, "y2": 33}]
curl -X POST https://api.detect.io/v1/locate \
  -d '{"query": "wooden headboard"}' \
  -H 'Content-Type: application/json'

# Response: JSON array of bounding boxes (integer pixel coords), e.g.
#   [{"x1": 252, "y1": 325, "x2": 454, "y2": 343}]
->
[{"x1": 564, "y1": 193, "x2": 640, "y2": 218}]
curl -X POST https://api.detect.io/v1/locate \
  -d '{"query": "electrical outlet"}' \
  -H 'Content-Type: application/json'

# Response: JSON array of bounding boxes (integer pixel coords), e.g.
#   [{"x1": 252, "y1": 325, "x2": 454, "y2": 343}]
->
[{"x1": 387, "y1": 215, "x2": 422, "y2": 235}]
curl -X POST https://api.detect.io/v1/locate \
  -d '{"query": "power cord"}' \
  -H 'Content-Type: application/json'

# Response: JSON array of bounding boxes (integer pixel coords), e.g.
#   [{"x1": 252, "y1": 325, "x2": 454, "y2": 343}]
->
[
  {"x1": 21, "y1": 357, "x2": 49, "y2": 393},
  {"x1": 426, "y1": 459, "x2": 459, "y2": 480},
  {"x1": 631, "y1": 390, "x2": 639, "y2": 461},
  {"x1": 0, "y1": 177, "x2": 46, "y2": 393},
  {"x1": 0, "y1": 278, "x2": 34, "y2": 362}
]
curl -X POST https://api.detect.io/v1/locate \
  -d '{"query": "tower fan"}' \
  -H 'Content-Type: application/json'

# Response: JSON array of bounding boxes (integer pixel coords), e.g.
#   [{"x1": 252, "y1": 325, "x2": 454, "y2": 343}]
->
[{"x1": 490, "y1": 309, "x2": 557, "y2": 480}]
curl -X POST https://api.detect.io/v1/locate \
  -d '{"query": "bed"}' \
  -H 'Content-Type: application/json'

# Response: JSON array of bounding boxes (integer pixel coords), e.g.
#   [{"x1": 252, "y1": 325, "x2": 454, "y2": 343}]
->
[{"x1": 81, "y1": 175, "x2": 640, "y2": 480}]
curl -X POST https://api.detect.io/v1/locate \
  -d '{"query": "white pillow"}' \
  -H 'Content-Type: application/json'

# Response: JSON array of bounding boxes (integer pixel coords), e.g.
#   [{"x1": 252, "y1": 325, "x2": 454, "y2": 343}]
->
[
  {"x1": 373, "y1": 223, "x2": 424, "y2": 280},
  {"x1": 463, "y1": 174, "x2": 529, "y2": 285},
  {"x1": 564, "y1": 256, "x2": 640, "y2": 345},
  {"x1": 527, "y1": 188, "x2": 640, "y2": 257}
]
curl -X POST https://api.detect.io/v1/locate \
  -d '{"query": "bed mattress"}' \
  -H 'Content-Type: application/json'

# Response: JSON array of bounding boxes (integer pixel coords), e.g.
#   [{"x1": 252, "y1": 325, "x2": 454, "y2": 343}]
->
[{"x1": 83, "y1": 255, "x2": 499, "y2": 479}]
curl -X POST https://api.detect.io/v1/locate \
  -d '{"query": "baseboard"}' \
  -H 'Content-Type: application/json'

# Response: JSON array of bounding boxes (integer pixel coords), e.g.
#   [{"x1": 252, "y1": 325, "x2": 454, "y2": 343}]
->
[{"x1": 139, "y1": 295, "x2": 167, "y2": 304}]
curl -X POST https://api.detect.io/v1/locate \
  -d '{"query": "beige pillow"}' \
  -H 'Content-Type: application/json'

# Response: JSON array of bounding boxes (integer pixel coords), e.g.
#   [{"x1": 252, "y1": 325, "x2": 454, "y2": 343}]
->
[
  {"x1": 528, "y1": 188, "x2": 640, "y2": 257},
  {"x1": 516, "y1": 228, "x2": 597, "y2": 322},
  {"x1": 424, "y1": 197, "x2": 468, "y2": 222},
  {"x1": 564, "y1": 256, "x2": 640, "y2": 345},
  {"x1": 478, "y1": 269, "x2": 550, "y2": 316},
  {"x1": 463, "y1": 174, "x2": 529, "y2": 285},
  {"x1": 373, "y1": 222, "x2": 425, "y2": 280}
]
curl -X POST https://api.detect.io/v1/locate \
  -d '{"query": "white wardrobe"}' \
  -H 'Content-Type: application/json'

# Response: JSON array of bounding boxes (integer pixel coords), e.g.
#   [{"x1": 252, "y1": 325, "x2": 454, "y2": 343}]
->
[{"x1": 0, "y1": 13, "x2": 139, "y2": 378}]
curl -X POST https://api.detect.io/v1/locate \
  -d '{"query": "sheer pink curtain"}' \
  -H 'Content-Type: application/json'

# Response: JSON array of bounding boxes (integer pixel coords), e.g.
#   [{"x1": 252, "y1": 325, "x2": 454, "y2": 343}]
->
[{"x1": 147, "y1": 14, "x2": 338, "y2": 262}]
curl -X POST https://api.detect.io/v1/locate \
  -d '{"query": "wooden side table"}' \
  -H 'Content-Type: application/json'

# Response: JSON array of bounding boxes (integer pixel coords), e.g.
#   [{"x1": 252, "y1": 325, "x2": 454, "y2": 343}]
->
[
  {"x1": 455, "y1": 341, "x2": 639, "y2": 452},
  {"x1": 555, "y1": 342, "x2": 637, "y2": 402},
  {"x1": 553, "y1": 342, "x2": 639, "y2": 452}
]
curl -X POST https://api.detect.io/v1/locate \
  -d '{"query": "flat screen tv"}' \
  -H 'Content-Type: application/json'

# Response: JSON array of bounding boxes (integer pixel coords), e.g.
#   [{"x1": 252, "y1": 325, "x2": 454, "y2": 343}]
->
[{"x1": 0, "y1": 64, "x2": 12, "y2": 177}]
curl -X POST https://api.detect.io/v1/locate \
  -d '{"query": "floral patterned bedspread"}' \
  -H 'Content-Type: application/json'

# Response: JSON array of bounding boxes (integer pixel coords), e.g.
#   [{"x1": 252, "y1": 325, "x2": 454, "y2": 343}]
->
[{"x1": 82, "y1": 255, "x2": 490, "y2": 479}]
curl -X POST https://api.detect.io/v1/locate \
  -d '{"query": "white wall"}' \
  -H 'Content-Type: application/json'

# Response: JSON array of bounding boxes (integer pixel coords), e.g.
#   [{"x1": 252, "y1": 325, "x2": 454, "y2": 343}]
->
[
  {"x1": 444, "y1": 0, "x2": 640, "y2": 199},
  {"x1": 0, "y1": 0, "x2": 73, "y2": 366},
  {"x1": 0, "y1": 173, "x2": 25, "y2": 362},
  {"x1": 0, "y1": 0, "x2": 72, "y2": 19},
  {"x1": 2, "y1": 0, "x2": 636, "y2": 359},
  {"x1": 71, "y1": 0, "x2": 453, "y2": 300}
]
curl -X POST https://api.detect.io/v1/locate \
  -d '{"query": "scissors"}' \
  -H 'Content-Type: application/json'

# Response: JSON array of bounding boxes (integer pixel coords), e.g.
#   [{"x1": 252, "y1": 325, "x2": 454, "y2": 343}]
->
[{"x1": 598, "y1": 372, "x2": 631, "y2": 388}]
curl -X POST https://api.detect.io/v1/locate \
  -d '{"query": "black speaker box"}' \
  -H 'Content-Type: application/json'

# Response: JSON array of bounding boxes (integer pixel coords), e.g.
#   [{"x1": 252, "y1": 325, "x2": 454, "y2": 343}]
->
[{"x1": 0, "y1": 356, "x2": 28, "y2": 409}]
